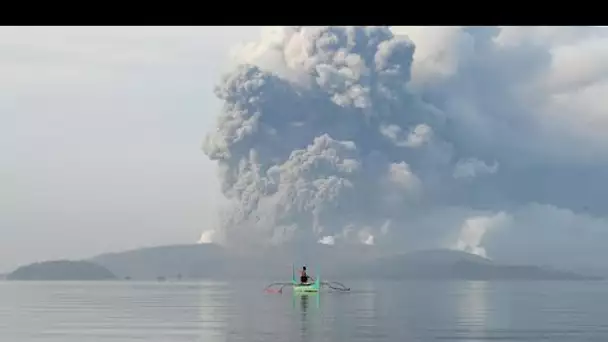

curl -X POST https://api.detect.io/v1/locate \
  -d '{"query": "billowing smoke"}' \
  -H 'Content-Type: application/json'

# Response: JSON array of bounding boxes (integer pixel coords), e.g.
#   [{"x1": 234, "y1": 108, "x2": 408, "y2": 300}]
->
[
  {"x1": 198, "y1": 229, "x2": 216, "y2": 244},
  {"x1": 203, "y1": 26, "x2": 436, "y2": 248},
  {"x1": 202, "y1": 26, "x2": 608, "y2": 269},
  {"x1": 453, "y1": 212, "x2": 511, "y2": 258}
]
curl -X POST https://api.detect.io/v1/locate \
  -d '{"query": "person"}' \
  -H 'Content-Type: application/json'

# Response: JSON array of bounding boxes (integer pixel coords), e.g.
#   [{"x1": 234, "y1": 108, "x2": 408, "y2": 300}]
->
[{"x1": 299, "y1": 266, "x2": 312, "y2": 284}]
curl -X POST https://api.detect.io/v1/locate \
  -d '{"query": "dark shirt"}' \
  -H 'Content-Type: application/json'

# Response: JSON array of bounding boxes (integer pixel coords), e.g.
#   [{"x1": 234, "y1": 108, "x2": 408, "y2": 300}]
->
[{"x1": 299, "y1": 270, "x2": 308, "y2": 283}]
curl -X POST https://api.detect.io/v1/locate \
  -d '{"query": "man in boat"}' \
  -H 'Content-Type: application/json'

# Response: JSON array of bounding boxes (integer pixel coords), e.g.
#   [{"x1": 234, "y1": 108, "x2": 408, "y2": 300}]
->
[{"x1": 298, "y1": 266, "x2": 314, "y2": 285}]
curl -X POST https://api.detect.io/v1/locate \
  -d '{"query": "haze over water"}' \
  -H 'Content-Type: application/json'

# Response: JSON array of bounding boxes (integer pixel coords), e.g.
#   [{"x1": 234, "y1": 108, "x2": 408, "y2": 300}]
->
[{"x1": 2, "y1": 280, "x2": 608, "y2": 341}]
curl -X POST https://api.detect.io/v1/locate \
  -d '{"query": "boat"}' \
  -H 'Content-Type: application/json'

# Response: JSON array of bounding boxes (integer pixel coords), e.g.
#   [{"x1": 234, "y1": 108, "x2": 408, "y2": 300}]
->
[
  {"x1": 263, "y1": 264, "x2": 350, "y2": 294},
  {"x1": 292, "y1": 264, "x2": 320, "y2": 294},
  {"x1": 292, "y1": 276, "x2": 321, "y2": 294}
]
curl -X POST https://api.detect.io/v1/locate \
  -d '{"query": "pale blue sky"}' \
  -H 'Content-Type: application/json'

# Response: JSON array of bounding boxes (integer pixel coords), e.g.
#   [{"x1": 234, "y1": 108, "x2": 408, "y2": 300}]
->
[{"x1": 1, "y1": 26, "x2": 263, "y2": 272}]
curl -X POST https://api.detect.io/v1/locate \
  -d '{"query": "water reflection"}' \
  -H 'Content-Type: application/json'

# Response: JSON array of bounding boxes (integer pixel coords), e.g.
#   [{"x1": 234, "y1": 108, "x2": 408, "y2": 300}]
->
[
  {"x1": 292, "y1": 293, "x2": 320, "y2": 311},
  {"x1": 3, "y1": 280, "x2": 608, "y2": 342},
  {"x1": 455, "y1": 281, "x2": 489, "y2": 341},
  {"x1": 0, "y1": 281, "x2": 236, "y2": 342},
  {"x1": 298, "y1": 295, "x2": 310, "y2": 342},
  {"x1": 349, "y1": 281, "x2": 383, "y2": 340},
  {"x1": 197, "y1": 281, "x2": 231, "y2": 342},
  {"x1": 292, "y1": 294, "x2": 321, "y2": 342}
]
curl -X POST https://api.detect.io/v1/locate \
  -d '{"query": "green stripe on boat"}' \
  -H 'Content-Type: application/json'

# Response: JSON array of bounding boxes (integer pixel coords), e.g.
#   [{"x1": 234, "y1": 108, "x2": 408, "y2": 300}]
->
[
  {"x1": 292, "y1": 277, "x2": 320, "y2": 293},
  {"x1": 292, "y1": 264, "x2": 320, "y2": 293}
]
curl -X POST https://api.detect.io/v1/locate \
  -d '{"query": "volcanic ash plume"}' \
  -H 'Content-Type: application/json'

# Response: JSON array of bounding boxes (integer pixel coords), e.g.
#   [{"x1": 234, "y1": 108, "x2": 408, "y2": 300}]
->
[
  {"x1": 202, "y1": 26, "x2": 459, "y2": 248},
  {"x1": 201, "y1": 26, "x2": 608, "y2": 268}
]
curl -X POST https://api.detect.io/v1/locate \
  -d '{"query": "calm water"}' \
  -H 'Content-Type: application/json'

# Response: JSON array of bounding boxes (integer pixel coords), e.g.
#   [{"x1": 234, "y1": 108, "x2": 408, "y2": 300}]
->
[{"x1": 1, "y1": 280, "x2": 608, "y2": 341}]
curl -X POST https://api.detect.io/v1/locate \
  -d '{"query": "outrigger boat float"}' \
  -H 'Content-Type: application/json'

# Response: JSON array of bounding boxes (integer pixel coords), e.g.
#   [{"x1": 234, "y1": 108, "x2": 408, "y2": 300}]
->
[{"x1": 263, "y1": 265, "x2": 351, "y2": 294}]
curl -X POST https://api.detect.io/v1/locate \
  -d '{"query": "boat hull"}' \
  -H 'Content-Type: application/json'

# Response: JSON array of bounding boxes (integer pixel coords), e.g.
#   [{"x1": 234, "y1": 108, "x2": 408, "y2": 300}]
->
[{"x1": 293, "y1": 278, "x2": 320, "y2": 294}]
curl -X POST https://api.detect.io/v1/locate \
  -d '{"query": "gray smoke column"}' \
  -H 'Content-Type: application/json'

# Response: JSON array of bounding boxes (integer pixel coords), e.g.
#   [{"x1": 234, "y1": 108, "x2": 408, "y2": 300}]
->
[
  {"x1": 202, "y1": 26, "x2": 608, "y2": 269},
  {"x1": 203, "y1": 26, "x2": 460, "y2": 249}
]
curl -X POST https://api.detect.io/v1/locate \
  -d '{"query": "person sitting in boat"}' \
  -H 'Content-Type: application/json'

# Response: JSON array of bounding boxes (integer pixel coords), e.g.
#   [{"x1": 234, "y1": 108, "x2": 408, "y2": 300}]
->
[{"x1": 299, "y1": 266, "x2": 313, "y2": 284}]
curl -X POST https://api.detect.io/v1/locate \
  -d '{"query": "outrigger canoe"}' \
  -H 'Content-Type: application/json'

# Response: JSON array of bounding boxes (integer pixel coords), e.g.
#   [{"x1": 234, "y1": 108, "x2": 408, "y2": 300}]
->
[
  {"x1": 292, "y1": 276, "x2": 321, "y2": 294},
  {"x1": 263, "y1": 265, "x2": 350, "y2": 294},
  {"x1": 292, "y1": 264, "x2": 320, "y2": 294}
]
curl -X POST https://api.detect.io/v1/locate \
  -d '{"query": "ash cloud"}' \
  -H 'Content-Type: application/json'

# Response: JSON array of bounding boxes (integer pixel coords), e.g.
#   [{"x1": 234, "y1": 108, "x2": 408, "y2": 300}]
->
[{"x1": 202, "y1": 26, "x2": 608, "y2": 269}]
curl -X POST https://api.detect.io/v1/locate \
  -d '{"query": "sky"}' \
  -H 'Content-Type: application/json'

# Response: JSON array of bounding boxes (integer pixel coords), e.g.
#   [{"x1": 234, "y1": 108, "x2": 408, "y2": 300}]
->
[
  {"x1": 2, "y1": 26, "x2": 262, "y2": 272},
  {"x1": 3, "y1": 26, "x2": 608, "y2": 274}
]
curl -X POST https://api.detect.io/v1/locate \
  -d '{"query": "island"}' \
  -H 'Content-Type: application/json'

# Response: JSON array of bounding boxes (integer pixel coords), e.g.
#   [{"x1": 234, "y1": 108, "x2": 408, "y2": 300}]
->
[
  {"x1": 6, "y1": 260, "x2": 118, "y2": 281},
  {"x1": 354, "y1": 249, "x2": 604, "y2": 281},
  {"x1": 5, "y1": 244, "x2": 603, "y2": 282},
  {"x1": 89, "y1": 244, "x2": 603, "y2": 281}
]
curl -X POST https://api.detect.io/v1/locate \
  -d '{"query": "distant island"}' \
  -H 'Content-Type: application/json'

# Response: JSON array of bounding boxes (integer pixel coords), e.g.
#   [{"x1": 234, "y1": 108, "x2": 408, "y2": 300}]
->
[
  {"x1": 90, "y1": 243, "x2": 228, "y2": 280},
  {"x1": 6, "y1": 260, "x2": 117, "y2": 281},
  {"x1": 89, "y1": 244, "x2": 602, "y2": 281},
  {"x1": 355, "y1": 249, "x2": 603, "y2": 281},
  {"x1": 5, "y1": 244, "x2": 603, "y2": 282}
]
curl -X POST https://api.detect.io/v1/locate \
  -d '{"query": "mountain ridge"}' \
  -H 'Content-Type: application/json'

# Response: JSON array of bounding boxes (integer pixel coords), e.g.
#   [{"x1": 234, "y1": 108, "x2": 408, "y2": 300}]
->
[
  {"x1": 88, "y1": 243, "x2": 601, "y2": 281},
  {"x1": 5, "y1": 243, "x2": 602, "y2": 281},
  {"x1": 6, "y1": 260, "x2": 117, "y2": 281}
]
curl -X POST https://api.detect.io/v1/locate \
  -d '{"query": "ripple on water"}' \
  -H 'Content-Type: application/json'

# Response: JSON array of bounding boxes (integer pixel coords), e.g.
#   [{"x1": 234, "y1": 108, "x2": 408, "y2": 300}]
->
[{"x1": 1, "y1": 280, "x2": 608, "y2": 341}]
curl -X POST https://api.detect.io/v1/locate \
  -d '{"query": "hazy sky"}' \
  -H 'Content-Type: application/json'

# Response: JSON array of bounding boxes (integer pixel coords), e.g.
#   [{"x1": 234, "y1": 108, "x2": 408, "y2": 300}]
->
[
  {"x1": 2, "y1": 26, "x2": 262, "y2": 272},
  {"x1": 4, "y1": 26, "x2": 608, "y2": 274}
]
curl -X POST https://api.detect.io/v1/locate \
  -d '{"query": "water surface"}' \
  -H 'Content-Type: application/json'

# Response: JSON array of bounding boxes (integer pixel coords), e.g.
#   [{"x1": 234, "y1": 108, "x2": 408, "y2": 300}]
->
[{"x1": 1, "y1": 280, "x2": 608, "y2": 341}]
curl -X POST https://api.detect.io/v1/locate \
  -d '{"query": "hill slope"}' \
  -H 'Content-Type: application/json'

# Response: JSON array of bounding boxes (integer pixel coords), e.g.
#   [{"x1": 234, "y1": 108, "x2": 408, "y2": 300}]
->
[
  {"x1": 90, "y1": 243, "x2": 227, "y2": 280},
  {"x1": 355, "y1": 249, "x2": 601, "y2": 280},
  {"x1": 7, "y1": 260, "x2": 117, "y2": 281},
  {"x1": 89, "y1": 242, "x2": 382, "y2": 280},
  {"x1": 88, "y1": 244, "x2": 602, "y2": 281}
]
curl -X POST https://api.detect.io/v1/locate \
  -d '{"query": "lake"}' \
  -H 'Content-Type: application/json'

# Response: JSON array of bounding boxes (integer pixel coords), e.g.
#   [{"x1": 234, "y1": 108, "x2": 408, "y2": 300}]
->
[{"x1": 1, "y1": 280, "x2": 608, "y2": 341}]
